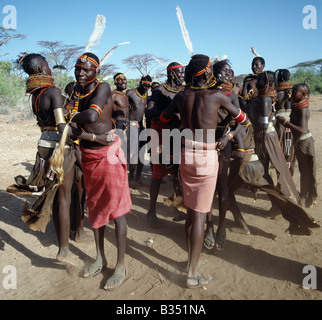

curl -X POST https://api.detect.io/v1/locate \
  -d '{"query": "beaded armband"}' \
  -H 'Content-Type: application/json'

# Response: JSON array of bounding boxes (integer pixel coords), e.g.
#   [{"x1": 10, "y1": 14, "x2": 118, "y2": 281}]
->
[
  {"x1": 89, "y1": 104, "x2": 102, "y2": 117},
  {"x1": 232, "y1": 109, "x2": 247, "y2": 124}
]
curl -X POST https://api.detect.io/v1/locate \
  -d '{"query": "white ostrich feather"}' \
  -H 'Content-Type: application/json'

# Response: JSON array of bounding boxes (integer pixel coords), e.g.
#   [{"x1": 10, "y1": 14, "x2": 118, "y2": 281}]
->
[
  {"x1": 152, "y1": 56, "x2": 168, "y2": 67},
  {"x1": 176, "y1": 5, "x2": 193, "y2": 57},
  {"x1": 212, "y1": 55, "x2": 228, "y2": 63},
  {"x1": 100, "y1": 42, "x2": 130, "y2": 65},
  {"x1": 124, "y1": 63, "x2": 134, "y2": 75},
  {"x1": 250, "y1": 47, "x2": 261, "y2": 57},
  {"x1": 85, "y1": 15, "x2": 106, "y2": 52}
]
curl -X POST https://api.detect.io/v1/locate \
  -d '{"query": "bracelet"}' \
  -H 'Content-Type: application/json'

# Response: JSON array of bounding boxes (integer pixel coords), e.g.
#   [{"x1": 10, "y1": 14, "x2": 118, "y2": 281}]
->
[
  {"x1": 226, "y1": 131, "x2": 234, "y2": 140},
  {"x1": 91, "y1": 133, "x2": 96, "y2": 142},
  {"x1": 237, "y1": 149, "x2": 246, "y2": 153},
  {"x1": 283, "y1": 120, "x2": 287, "y2": 126}
]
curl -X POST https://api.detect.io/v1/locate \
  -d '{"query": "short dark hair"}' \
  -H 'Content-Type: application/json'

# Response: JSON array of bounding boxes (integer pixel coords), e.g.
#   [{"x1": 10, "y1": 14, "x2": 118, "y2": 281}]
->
[
  {"x1": 252, "y1": 57, "x2": 265, "y2": 66},
  {"x1": 185, "y1": 54, "x2": 210, "y2": 83},
  {"x1": 141, "y1": 74, "x2": 152, "y2": 82},
  {"x1": 276, "y1": 69, "x2": 291, "y2": 82},
  {"x1": 16, "y1": 53, "x2": 46, "y2": 75},
  {"x1": 293, "y1": 83, "x2": 310, "y2": 96}
]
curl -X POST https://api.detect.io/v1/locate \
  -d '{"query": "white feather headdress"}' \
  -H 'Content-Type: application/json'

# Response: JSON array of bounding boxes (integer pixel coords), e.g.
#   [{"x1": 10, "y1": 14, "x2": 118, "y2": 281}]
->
[
  {"x1": 212, "y1": 55, "x2": 228, "y2": 63},
  {"x1": 176, "y1": 5, "x2": 193, "y2": 57},
  {"x1": 250, "y1": 47, "x2": 261, "y2": 57},
  {"x1": 100, "y1": 42, "x2": 130, "y2": 65},
  {"x1": 152, "y1": 56, "x2": 168, "y2": 67},
  {"x1": 85, "y1": 15, "x2": 106, "y2": 52}
]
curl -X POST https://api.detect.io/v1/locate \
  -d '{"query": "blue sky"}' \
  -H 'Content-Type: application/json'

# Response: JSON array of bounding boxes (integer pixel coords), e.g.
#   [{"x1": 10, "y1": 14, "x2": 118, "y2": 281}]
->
[{"x1": 1, "y1": 0, "x2": 321, "y2": 79}]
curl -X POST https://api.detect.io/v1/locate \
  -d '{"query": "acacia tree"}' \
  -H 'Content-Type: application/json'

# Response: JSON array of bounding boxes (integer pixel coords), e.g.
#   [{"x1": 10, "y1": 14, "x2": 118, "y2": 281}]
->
[
  {"x1": 290, "y1": 59, "x2": 322, "y2": 73},
  {"x1": 290, "y1": 59, "x2": 322, "y2": 94},
  {"x1": 38, "y1": 41, "x2": 84, "y2": 73},
  {"x1": 0, "y1": 27, "x2": 25, "y2": 57},
  {"x1": 122, "y1": 54, "x2": 168, "y2": 79}
]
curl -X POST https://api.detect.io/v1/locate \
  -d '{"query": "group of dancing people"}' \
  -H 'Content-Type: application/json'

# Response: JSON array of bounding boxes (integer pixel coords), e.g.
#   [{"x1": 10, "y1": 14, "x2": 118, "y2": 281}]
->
[{"x1": 7, "y1": 51, "x2": 319, "y2": 290}]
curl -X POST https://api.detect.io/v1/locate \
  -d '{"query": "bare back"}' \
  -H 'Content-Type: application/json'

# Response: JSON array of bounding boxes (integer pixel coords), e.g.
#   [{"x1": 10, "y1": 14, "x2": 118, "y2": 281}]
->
[{"x1": 174, "y1": 88, "x2": 240, "y2": 143}]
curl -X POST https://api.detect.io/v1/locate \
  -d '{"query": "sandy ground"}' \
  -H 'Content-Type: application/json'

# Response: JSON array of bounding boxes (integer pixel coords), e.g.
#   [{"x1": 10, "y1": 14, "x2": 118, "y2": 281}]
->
[{"x1": 1, "y1": 95, "x2": 322, "y2": 301}]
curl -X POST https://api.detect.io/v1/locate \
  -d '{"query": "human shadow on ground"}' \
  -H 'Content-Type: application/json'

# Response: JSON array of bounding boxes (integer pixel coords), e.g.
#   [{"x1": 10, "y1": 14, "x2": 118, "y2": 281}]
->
[
  {"x1": 211, "y1": 239, "x2": 322, "y2": 292},
  {"x1": 0, "y1": 189, "x2": 92, "y2": 272}
]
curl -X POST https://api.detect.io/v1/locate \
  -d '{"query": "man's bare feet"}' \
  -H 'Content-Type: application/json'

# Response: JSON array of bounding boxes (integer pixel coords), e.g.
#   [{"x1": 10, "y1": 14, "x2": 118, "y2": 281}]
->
[
  {"x1": 75, "y1": 229, "x2": 94, "y2": 243},
  {"x1": 56, "y1": 248, "x2": 79, "y2": 267}
]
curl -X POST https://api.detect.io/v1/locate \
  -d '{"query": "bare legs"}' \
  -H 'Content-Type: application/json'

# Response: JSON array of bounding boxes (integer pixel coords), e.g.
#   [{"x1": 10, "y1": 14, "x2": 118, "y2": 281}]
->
[
  {"x1": 185, "y1": 209, "x2": 212, "y2": 288},
  {"x1": 147, "y1": 178, "x2": 162, "y2": 228},
  {"x1": 53, "y1": 165, "x2": 79, "y2": 266},
  {"x1": 84, "y1": 215, "x2": 128, "y2": 291}
]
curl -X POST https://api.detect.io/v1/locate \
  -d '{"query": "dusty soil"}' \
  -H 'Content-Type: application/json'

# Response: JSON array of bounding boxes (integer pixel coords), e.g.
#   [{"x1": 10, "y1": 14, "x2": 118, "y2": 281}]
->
[{"x1": 1, "y1": 95, "x2": 322, "y2": 301}]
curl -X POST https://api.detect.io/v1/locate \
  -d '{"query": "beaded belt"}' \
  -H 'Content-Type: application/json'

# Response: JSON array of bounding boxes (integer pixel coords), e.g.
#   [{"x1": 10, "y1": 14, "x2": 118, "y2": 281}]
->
[{"x1": 297, "y1": 131, "x2": 312, "y2": 142}]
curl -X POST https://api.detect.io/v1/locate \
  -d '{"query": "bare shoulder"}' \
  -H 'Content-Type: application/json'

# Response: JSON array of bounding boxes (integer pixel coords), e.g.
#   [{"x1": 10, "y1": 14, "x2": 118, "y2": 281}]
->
[
  {"x1": 98, "y1": 81, "x2": 111, "y2": 91},
  {"x1": 126, "y1": 88, "x2": 135, "y2": 96},
  {"x1": 46, "y1": 86, "x2": 62, "y2": 96}
]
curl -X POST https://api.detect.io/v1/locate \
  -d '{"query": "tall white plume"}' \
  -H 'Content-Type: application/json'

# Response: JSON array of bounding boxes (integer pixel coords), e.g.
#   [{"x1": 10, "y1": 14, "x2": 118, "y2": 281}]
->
[
  {"x1": 85, "y1": 15, "x2": 106, "y2": 52},
  {"x1": 176, "y1": 5, "x2": 193, "y2": 57},
  {"x1": 250, "y1": 47, "x2": 261, "y2": 57},
  {"x1": 153, "y1": 56, "x2": 168, "y2": 67},
  {"x1": 100, "y1": 42, "x2": 130, "y2": 65}
]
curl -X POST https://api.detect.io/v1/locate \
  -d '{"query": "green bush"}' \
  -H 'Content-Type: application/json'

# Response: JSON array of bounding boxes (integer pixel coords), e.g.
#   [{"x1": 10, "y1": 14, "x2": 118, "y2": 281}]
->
[
  {"x1": 291, "y1": 68, "x2": 322, "y2": 94},
  {"x1": 0, "y1": 62, "x2": 29, "y2": 115}
]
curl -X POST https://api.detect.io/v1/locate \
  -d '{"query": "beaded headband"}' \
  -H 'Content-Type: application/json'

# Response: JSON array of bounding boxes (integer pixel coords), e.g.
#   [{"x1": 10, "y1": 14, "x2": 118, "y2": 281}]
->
[
  {"x1": 167, "y1": 64, "x2": 183, "y2": 72},
  {"x1": 76, "y1": 55, "x2": 100, "y2": 69},
  {"x1": 114, "y1": 73, "x2": 126, "y2": 83},
  {"x1": 193, "y1": 59, "x2": 211, "y2": 77}
]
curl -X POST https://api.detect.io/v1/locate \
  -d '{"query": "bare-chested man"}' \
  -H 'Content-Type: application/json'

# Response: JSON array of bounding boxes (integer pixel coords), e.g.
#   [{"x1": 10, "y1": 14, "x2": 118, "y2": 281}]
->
[
  {"x1": 126, "y1": 75, "x2": 152, "y2": 187},
  {"x1": 161, "y1": 54, "x2": 249, "y2": 289},
  {"x1": 242, "y1": 57, "x2": 266, "y2": 100},
  {"x1": 112, "y1": 73, "x2": 129, "y2": 131},
  {"x1": 70, "y1": 53, "x2": 131, "y2": 291}
]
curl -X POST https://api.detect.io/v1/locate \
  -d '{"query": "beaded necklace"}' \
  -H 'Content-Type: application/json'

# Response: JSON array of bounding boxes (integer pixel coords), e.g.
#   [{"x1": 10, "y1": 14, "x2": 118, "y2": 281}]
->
[
  {"x1": 277, "y1": 82, "x2": 293, "y2": 92},
  {"x1": 163, "y1": 82, "x2": 183, "y2": 93},
  {"x1": 135, "y1": 88, "x2": 147, "y2": 99},
  {"x1": 74, "y1": 79, "x2": 100, "y2": 100},
  {"x1": 113, "y1": 89, "x2": 126, "y2": 95},
  {"x1": 292, "y1": 98, "x2": 310, "y2": 110},
  {"x1": 67, "y1": 79, "x2": 100, "y2": 113},
  {"x1": 219, "y1": 82, "x2": 236, "y2": 96},
  {"x1": 26, "y1": 74, "x2": 55, "y2": 94},
  {"x1": 189, "y1": 78, "x2": 217, "y2": 91}
]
